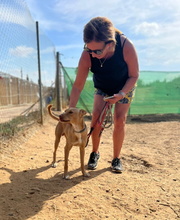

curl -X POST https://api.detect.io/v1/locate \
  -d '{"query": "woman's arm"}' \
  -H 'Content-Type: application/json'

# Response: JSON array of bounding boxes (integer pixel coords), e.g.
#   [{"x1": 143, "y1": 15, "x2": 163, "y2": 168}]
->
[
  {"x1": 110, "y1": 37, "x2": 139, "y2": 102},
  {"x1": 69, "y1": 51, "x2": 91, "y2": 107},
  {"x1": 121, "y1": 37, "x2": 139, "y2": 94}
]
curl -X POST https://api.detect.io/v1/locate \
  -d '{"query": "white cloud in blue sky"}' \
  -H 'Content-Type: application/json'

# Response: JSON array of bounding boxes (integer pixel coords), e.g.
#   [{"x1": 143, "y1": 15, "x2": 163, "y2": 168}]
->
[
  {"x1": 9, "y1": 45, "x2": 35, "y2": 57},
  {"x1": 0, "y1": 1, "x2": 35, "y2": 31},
  {"x1": 24, "y1": 0, "x2": 180, "y2": 71}
]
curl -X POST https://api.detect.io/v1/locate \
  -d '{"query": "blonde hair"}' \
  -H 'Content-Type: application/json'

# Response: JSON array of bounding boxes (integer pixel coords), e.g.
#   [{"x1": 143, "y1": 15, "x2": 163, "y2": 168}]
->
[{"x1": 83, "y1": 17, "x2": 122, "y2": 44}]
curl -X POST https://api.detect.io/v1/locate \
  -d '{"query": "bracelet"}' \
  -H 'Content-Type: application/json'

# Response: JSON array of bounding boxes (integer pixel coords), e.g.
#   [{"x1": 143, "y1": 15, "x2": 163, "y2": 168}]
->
[{"x1": 119, "y1": 91, "x2": 126, "y2": 98}]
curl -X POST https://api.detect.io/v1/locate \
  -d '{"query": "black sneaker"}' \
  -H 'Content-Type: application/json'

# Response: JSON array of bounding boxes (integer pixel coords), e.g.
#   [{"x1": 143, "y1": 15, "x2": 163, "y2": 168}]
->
[
  {"x1": 111, "y1": 158, "x2": 123, "y2": 173},
  {"x1": 88, "y1": 152, "x2": 100, "y2": 170}
]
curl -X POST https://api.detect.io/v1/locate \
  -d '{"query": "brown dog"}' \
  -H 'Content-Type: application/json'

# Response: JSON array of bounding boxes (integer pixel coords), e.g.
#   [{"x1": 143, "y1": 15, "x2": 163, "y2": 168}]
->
[{"x1": 47, "y1": 104, "x2": 90, "y2": 179}]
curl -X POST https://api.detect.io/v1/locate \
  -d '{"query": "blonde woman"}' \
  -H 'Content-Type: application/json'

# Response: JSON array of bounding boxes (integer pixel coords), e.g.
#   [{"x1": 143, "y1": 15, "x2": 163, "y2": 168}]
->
[{"x1": 69, "y1": 17, "x2": 139, "y2": 172}]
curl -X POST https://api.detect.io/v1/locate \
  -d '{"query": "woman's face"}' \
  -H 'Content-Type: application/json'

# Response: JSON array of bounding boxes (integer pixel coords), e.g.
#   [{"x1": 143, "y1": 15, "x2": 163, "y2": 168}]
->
[{"x1": 84, "y1": 41, "x2": 111, "y2": 59}]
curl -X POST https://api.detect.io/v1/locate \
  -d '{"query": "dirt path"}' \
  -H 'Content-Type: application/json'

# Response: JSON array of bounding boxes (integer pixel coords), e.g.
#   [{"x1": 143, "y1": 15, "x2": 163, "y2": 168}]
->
[
  {"x1": 0, "y1": 117, "x2": 180, "y2": 220},
  {"x1": 0, "y1": 104, "x2": 39, "y2": 123}
]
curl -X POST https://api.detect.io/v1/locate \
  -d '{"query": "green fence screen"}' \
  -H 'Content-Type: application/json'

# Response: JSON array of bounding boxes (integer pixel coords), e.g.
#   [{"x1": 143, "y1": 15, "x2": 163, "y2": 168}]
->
[{"x1": 63, "y1": 67, "x2": 180, "y2": 115}]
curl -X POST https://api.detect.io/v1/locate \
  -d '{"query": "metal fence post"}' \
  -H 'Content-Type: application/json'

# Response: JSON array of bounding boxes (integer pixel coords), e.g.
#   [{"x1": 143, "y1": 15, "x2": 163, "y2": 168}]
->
[
  {"x1": 17, "y1": 78, "x2": 20, "y2": 104},
  {"x1": 36, "y1": 21, "x2": 43, "y2": 124},
  {"x1": 56, "y1": 52, "x2": 61, "y2": 111}
]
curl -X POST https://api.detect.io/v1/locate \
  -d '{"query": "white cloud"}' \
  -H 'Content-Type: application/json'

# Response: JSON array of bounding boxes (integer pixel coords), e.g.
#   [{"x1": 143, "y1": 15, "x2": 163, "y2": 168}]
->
[
  {"x1": 0, "y1": 3, "x2": 35, "y2": 31},
  {"x1": 41, "y1": 46, "x2": 56, "y2": 55},
  {"x1": 9, "y1": 46, "x2": 36, "y2": 57},
  {"x1": 135, "y1": 22, "x2": 160, "y2": 36},
  {"x1": 22, "y1": 0, "x2": 180, "y2": 70},
  {"x1": 25, "y1": 0, "x2": 180, "y2": 37},
  {"x1": 53, "y1": 0, "x2": 116, "y2": 16},
  {"x1": 57, "y1": 44, "x2": 83, "y2": 51}
]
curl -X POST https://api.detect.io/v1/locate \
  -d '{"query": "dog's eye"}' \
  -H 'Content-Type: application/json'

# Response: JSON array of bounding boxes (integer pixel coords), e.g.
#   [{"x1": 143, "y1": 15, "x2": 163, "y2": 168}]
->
[{"x1": 69, "y1": 111, "x2": 73, "y2": 114}]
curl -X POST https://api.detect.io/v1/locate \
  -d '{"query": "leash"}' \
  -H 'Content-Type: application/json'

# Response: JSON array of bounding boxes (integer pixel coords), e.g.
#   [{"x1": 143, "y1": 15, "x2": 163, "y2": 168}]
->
[{"x1": 86, "y1": 102, "x2": 113, "y2": 147}]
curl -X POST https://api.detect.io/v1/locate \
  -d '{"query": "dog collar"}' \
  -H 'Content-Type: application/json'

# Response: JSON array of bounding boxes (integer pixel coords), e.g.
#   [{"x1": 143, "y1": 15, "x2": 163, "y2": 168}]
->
[{"x1": 74, "y1": 124, "x2": 87, "y2": 133}]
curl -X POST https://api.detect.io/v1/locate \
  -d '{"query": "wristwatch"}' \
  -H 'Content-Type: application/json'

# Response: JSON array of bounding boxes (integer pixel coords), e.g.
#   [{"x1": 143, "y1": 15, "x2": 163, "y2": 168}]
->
[{"x1": 118, "y1": 91, "x2": 126, "y2": 98}]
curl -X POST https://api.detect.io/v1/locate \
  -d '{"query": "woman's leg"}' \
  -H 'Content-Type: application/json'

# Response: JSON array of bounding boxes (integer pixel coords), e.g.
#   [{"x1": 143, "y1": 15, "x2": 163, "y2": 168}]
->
[
  {"x1": 113, "y1": 103, "x2": 130, "y2": 159},
  {"x1": 91, "y1": 94, "x2": 106, "y2": 153},
  {"x1": 87, "y1": 94, "x2": 105, "y2": 169}
]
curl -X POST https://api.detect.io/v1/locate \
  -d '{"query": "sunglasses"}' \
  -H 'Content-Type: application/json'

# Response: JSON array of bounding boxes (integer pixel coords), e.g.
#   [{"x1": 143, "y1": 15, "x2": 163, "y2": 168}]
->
[{"x1": 84, "y1": 41, "x2": 111, "y2": 55}]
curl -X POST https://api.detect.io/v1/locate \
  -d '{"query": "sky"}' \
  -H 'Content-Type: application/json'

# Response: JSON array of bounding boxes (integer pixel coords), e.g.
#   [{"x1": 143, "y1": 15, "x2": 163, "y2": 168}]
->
[{"x1": 24, "y1": 0, "x2": 180, "y2": 71}]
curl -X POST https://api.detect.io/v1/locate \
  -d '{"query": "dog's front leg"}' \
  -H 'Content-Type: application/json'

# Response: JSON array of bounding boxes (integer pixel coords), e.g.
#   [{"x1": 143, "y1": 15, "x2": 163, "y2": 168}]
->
[
  {"x1": 52, "y1": 138, "x2": 60, "y2": 168},
  {"x1": 63, "y1": 144, "x2": 72, "y2": 180},
  {"x1": 80, "y1": 146, "x2": 90, "y2": 177}
]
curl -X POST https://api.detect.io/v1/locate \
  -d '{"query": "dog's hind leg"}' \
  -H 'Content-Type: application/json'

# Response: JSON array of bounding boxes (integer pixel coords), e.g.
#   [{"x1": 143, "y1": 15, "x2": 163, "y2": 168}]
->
[
  {"x1": 52, "y1": 137, "x2": 60, "y2": 168},
  {"x1": 80, "y1": 146, "x2": 90, "y2": 177}
]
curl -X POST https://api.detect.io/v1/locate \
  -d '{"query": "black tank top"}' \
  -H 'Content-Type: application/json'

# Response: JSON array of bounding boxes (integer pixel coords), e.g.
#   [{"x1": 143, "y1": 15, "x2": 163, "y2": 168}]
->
[{"x1": 90, "y1": 32, "x2": 128, "y2": 96}]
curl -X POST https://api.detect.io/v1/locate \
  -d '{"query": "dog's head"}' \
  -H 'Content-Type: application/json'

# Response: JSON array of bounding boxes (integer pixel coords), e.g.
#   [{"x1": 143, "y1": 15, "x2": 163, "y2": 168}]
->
[{"x1": 59, "y1": 108, "x2": 87, "y2": 123}]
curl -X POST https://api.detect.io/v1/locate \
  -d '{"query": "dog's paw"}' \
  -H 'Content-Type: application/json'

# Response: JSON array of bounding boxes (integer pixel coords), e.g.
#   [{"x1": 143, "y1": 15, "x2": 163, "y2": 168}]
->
[
  {"x1": 63, "y1": 175, "x2": 70, "y2": 180},
  {"x1": 51, "y1": 163, "x2": 57, "y2": 168},
  {"x1": 83, "y1": 172, "x2": 90, "y2": 177}
]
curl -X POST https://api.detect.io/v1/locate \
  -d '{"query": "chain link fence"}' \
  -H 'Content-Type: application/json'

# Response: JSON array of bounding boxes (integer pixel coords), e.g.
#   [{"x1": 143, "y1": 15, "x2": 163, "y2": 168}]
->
[
  {"x1": 0, "y1": 0, "x2": 65, "y2": 142},
  {"x1": 0, "y1": 0, "x2": 58, "y2": 125}
]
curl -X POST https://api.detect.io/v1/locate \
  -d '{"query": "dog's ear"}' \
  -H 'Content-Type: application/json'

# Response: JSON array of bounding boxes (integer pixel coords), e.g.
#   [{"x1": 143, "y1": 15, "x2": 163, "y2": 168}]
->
[{"x1": 80, "y1": 109, "x2": 87, "y2": 117}]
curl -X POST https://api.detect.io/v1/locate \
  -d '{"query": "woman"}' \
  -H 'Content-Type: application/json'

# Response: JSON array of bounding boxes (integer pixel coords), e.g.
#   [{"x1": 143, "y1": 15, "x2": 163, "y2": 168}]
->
[{"x1": 69, "y1": 17, "x2": 139, "y2": 172}]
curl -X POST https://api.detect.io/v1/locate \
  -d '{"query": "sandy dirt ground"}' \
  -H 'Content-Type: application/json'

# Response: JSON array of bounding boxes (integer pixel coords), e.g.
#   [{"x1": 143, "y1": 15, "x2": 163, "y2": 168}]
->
[
  {"x1": 0, "y1": 115, "x2": 180, "y2": 220},
  {"x1": 0, "y1": 104, "x2": 39, "y2": 123}
]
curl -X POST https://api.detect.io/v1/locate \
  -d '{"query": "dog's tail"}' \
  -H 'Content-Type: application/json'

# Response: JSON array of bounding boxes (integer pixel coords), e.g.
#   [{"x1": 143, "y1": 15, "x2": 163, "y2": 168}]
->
[{"x1": 47, "y1": 104, "x2": 59, "y2": 121}]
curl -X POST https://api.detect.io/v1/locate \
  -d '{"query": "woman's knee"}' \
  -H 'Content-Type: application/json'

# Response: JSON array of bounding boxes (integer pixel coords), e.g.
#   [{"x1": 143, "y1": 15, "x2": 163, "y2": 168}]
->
[{"x1": 114, "y1": 115, "x2": 127, "y2": 127}]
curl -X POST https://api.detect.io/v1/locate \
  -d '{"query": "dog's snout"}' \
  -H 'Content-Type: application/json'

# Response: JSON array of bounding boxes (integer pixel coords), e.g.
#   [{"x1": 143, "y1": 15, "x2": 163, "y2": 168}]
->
[{"x1": 59, "y1": 114, "x2": 70, "y2": 122}]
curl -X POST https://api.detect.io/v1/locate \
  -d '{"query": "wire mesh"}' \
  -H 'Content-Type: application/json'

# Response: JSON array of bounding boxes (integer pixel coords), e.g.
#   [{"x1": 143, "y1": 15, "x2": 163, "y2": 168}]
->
[
  {"x1": 0, "y1": 0, "x2": 56, "y2": 124},
  {"x1": 63, "y1": 68, "x2": 180, "y2": 115}
]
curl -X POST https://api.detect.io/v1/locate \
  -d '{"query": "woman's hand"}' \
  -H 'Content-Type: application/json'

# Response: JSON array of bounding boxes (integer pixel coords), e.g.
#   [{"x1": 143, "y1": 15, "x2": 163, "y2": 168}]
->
[{"x1": 103, "y1": 93, "x2": 124, "y2": 104}]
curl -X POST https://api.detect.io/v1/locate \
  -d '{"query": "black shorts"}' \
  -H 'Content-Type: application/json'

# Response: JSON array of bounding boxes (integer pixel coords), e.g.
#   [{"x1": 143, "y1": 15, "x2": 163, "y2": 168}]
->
[{"x1": 94, "y1": 87, "x2": 136, "y2": 104}]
